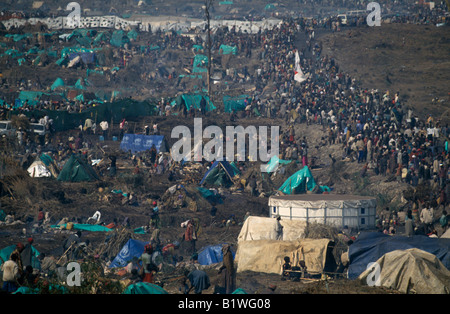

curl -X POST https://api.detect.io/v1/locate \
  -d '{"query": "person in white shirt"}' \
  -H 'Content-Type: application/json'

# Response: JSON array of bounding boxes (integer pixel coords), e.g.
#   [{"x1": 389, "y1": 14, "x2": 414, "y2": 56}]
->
[
  {"x1": 1, "y1": 254, "x2": 20, "y2": 293},
  {"x1": 99, "y1": 121, "x2": 109, "y2": 139}
]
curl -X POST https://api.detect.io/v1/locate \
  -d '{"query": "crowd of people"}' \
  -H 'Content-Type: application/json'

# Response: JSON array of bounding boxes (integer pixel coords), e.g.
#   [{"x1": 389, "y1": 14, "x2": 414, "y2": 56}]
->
[{"x1": 1, "y1": 1, "x2": 449, "y2": 294}]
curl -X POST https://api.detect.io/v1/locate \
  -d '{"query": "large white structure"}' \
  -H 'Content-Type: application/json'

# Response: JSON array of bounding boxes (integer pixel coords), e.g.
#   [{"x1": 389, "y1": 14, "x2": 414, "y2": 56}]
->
[{"x1": 268, "y1": 194, "x2": 377, "y2": 229}]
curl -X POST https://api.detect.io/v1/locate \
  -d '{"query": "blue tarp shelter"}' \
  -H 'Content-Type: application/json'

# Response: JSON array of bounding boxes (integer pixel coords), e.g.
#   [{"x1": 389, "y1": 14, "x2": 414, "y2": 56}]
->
[
  {"x1": 109, "y1": 239, "x2": 148, "y2": 268},
  {"x1": 198, "y1": 244, "x2": 235, "y2": 265},
  {"x1": 348, "y1": 232, "x2": 450, "y2": 279},
  {"x1": 120, "y1": 134, "x2": 167, "y2": 154}
]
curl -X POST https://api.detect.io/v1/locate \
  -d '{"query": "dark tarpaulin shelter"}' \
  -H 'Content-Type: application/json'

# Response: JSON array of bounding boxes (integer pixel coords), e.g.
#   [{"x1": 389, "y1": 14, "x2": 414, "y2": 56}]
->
[
  {"x1": 11, "y1": 98, "x2": 157, "y2": 132},
  {"x1": 347, "y1": 232, "x2": 450, "y2": 280},
  {"x1": 57, "y1": 154, "x2": 100, "y2": 182},
  {"x1": 200, "y1": 160, "x2": 239, "y2": 187}
]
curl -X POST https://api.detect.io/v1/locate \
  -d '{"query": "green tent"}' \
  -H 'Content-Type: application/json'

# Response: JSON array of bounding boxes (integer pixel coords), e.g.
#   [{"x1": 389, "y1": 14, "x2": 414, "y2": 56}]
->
[
  {"x1": 223, "y1": 95, "x2": 251, "y2": 113},
  {"x1": 57, "y1": 155, "x2": 100, "y2": 182},
  {"x1": 278, "y1": 166, "x2": 329, "y2": 194},
  {"x1": 200, "y1": 160, "x2": 239, "y2": 187},
  {"x1": 123, "y1": 282, "x2": 168, "y2": 294},
  {"x1": 51, "y1": 78, "x2": 65, "y2": 91}
]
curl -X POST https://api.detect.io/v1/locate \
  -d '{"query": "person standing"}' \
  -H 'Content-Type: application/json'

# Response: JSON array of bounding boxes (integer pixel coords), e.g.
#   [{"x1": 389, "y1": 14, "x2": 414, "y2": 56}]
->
[
  {"x1": 99, "y1": 120, "x2": 109, "y2": 140},
  {"x1": 139, "y1": 244, "x2": 157, "y2": 283},
  {"x1": 405, "y1": 210, "x2": 415, "y2": 237},
  {"x1": 218, "y1": 244, "x2": 236, "y2": 294},
  {"x1": 1, "y1": 253, "x2": 20, "y2": 293},
  {"x1": 184, "y1": 219, "x2": 197, "y2": 255}
]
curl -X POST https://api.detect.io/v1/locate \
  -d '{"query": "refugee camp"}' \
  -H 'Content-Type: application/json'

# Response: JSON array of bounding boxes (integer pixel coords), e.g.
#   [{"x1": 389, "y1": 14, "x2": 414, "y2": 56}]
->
[{"x1": 1, "y1": 0, "x2": 450, "y2": 298}]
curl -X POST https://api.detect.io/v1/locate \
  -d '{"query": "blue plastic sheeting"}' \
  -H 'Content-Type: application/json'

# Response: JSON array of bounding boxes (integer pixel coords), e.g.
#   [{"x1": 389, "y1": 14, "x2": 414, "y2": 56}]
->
[
  {"x1": 120, "y1": 134, "x2": 165, "y2": 154},
  {"x1": 109, "y1": 239, "x2": 148, "y2": 268},
  {"x1": 69, "y1": 52, "x2": 96, "y2": 64},
  {"x1": 347, "y1": 232, "x2": 450, "y2": 279},
  {"x1": 198, "y1": 244, "x2": 235, "y2": 265}
]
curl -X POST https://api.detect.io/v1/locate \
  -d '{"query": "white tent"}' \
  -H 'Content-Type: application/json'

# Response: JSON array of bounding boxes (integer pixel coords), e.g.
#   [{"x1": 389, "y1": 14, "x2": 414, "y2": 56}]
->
[
  {"x1": 27, "y1": 160, "x2": 52, "y2": 178},
  {"x1": 237, "y1": 216, "x2": 307, "y2": 242},
  {"x1": 358, "y1": 248, "x2": 450, "y2": 294},
  {"x1": 235, "y1": 216, "x2": 333, "y2": 275},
  {"x1": 235, "y1": 238, "x2": 332, "y2": 275}
]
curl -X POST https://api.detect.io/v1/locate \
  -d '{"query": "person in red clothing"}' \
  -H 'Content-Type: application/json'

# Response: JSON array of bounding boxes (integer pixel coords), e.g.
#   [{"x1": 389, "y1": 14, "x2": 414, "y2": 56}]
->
[
  {"x1": 184, "y1": 220, "x2": 197, "y2": 255},
  {"x1": 37, "y1": 208, "x2": 45, "y2": 226}
]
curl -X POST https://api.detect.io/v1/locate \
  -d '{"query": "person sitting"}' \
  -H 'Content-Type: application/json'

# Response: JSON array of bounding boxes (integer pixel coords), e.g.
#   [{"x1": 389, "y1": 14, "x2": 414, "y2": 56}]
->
[{"x1": 281, "y1": 256, "x2": 292, "y2": 280}]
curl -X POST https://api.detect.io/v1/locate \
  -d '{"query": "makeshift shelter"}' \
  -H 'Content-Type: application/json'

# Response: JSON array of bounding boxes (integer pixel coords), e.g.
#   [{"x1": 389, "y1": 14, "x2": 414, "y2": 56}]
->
[
  {"x1": 109, "y1": 239, "x2": 147, "y2": 268},
  {"x1": 348, "y1": 232, "x2": 450, "y2": 280},
  {"x1": 27, "y1": 153, "x2": 59, "y2": 178},
  {"x1": 278, "y1": 166, "x2": 329, "y2": 194},
  {"x1": 235, "y1": 216, "x2": 335, "y2": 275},
  {"x1": 50, "y1": 77, "x2": 65, "y2": 91},
  {"x1": 57, "y1": 154, "x2": 100, "y2": 182},
  {"x1": 268, "y1": 194, "x2": 377, "y2": 229},
  {"x1": 27, "y1": 160, "x2": 52, "y2": 178},
  {"x1": 171, "y1": 94, "x2": 216, "y2": 112},
  {"x1": 235, "y1": 238, "x2": 334, "y2": 275},
  {"x1": 358, "y1": 248, "x2": 450, "y2": 294},
  {"x1": 120, "y1": 134, "x2": 168, "y2": 154},
  {"x1": 237, "y1": 216, "x2": 307, "y2": 242},
  {"x1": 0, "y1": 244, "x2": 40, "y2": 269},
  {"x1": 200, "y1": 160, "x2": 239, "y2": 187},
  {"x1": 223, "y1": 95, "x2": 250, "y2": 113},
  {"x1": 198, "y1": 244, "x2": 235, "y2": 265},
  {"x1": 123, "y1": 282, "x2": 168, "y2": 294}
]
